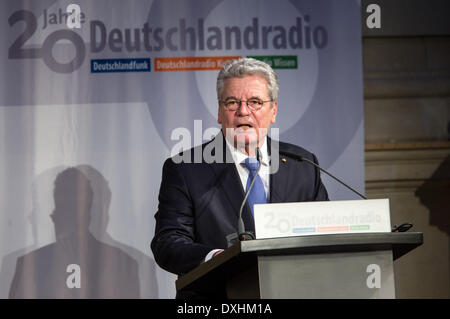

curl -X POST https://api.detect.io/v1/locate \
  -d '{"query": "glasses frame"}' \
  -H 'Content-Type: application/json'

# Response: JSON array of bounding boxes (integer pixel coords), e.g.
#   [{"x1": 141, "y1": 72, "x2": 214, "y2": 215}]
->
[{"x1": 219, "y1": 98, "x2": 273, "y2": 111}]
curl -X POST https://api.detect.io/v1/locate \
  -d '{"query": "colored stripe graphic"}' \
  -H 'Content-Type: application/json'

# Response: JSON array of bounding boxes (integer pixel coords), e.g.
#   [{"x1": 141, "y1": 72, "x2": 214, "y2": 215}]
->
[
  {"x1": 91, "y1": 58, "x2": 151, "y2": 73},
  {"x1": 317, "y1": 226, "x2": 349, "y2": 232},
  {"x1": 292, "y1": 227, "x2": 316, "y2": 233},
  {"x1": 350, "y1": 225, "x2": 370, "y2": 230},
  {"x1": 154, "y1": 56, "x2": 241, "y2": 71},
  {"x1": 248, "y1": 55, "x2": 298, "y2": 69}
]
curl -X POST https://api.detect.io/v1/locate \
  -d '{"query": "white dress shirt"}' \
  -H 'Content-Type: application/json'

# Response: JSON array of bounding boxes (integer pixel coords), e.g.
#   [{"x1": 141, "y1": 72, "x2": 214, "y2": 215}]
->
[
  {"x1": 225, "y1": 136, "x2": 270, "y2": 201},
  {"x1": 205, "y1": 137, "x2": 270, "y2": 262}
]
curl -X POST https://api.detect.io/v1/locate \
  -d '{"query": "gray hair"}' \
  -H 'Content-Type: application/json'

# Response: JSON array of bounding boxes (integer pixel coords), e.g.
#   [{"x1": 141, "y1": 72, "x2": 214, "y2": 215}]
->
[{"x1": 216, "y1": 58, "x2": 279, "y2": 102}]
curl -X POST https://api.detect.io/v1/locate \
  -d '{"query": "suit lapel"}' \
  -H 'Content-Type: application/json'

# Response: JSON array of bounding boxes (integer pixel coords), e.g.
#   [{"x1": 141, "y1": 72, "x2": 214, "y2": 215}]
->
[
  {"x1": 268, "y1": 137, "x2": 289, "y2": 203},
  {"x1": 209, "y1": 161, "x2": 245, "y2": 217},
  {"x1": 207, "y1": 133, "x2": 255, "y2": 232}
]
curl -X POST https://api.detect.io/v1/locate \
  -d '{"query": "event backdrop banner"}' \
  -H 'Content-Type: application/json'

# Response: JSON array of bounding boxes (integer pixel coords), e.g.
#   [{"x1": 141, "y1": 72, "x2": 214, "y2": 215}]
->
[{"x1": 0, "y1": 0, "x2": 364, "y2": 298}]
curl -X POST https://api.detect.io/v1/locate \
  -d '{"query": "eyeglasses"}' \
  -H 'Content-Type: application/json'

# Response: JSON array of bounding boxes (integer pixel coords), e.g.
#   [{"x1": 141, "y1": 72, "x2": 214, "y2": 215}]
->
[{"x1": 220, "y1": 98, "x2": 272, "y2": 111}]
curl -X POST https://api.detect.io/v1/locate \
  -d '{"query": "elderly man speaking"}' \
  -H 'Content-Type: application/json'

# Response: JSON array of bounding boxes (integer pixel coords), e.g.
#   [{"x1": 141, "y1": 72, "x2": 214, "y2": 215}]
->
[{"x1": 151, "y1": 57, "x2": 329, "y2": 298}]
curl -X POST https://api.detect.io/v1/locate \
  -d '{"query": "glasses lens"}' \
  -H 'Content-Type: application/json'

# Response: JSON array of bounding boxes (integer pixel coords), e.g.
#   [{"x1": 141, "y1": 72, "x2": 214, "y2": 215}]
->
[
  {"x1": 247, "y1": 99, "x2": 263, "y2": 110},
  {"x1": 225, "y1": 100, "x2": 238, "y2": 110}
]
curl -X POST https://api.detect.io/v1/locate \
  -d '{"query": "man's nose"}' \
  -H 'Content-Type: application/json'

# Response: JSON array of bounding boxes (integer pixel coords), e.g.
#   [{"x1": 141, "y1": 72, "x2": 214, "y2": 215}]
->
[{"x1": 236, "y1": 101, "x2": 251, "y2": 115}]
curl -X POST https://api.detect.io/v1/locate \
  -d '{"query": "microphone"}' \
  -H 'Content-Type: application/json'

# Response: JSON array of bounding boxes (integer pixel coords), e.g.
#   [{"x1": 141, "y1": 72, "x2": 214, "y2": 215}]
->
[
  {"x1": 279, "y1": 150, "x2": 367, "y2": 200},
  {"x1": 237, "y1": 147, "x2": 263, "y2": 241}
]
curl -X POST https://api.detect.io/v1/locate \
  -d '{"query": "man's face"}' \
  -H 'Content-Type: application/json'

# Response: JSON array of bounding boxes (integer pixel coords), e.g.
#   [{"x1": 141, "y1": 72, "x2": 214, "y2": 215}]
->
[{"x1": 218, "y1": 75, "x2": 278, "y2": 149}]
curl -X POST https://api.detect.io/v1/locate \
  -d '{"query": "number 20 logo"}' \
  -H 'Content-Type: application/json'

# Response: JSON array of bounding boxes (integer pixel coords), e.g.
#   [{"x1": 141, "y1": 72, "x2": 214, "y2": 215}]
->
[{"x1": 8, "y1": 10, "x2": 85, "y2": 73}]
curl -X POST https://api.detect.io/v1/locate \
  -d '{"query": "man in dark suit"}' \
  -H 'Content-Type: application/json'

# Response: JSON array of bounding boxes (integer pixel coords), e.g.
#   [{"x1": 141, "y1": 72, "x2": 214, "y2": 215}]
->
[{"x1": 151, "y1": 58, "x2": 329, "y2": 298}]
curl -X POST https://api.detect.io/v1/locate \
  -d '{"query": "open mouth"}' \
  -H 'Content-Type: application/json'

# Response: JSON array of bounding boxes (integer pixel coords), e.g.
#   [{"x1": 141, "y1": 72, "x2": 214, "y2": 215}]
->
[{"x1": 236, "y1": 124, "x2": 253, "y2": 131}]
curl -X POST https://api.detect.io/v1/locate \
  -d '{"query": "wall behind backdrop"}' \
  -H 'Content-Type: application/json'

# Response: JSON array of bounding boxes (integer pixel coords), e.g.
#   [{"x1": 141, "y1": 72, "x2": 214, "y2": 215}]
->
[{"x1": 0, "y1": 0, "x2": 363, "y2": 298}]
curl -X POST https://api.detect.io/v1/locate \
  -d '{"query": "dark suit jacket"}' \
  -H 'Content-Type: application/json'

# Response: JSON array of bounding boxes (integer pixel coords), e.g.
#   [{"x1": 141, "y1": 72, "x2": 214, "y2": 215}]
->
[{"x1": 151, "y1": 133, "x2": 328, "y2": 297}]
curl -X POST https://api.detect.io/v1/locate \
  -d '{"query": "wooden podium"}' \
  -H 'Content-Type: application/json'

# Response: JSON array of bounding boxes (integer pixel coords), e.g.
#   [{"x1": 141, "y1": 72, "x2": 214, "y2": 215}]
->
[{"x1": 176, "y1": 232, "x2": 423, "y2": 299}]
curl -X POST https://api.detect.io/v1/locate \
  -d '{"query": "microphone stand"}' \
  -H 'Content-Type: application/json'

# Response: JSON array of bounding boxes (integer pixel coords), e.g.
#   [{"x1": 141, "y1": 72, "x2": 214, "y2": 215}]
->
[
  {"x1": 226, "y1": 147, "x2": 263, "y2": 246},
  {"x1": 279, "y1": 150, "x2": 367, "y2": 200}
]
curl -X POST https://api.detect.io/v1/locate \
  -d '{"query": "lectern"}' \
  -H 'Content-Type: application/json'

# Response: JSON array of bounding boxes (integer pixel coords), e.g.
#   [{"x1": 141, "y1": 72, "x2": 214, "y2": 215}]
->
[{"x1": 176, "y1": 232, "x2": 423, "y2": 298}]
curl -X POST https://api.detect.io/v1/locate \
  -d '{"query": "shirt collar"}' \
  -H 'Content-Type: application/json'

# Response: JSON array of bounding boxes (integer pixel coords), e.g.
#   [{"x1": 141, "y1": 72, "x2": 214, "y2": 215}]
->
[{"x1": 224, "y1": 134, "x2": 270, "y2": 167}]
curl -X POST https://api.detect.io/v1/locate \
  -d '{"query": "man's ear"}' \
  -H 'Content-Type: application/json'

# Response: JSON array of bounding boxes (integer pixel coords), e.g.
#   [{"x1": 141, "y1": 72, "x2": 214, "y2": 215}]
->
[
  {"x1": 217, "y1": 105, "x2": 222, "y2": 124},
  {"x1": 271, "y1": 101, "x2": 278, "y2": 123}
]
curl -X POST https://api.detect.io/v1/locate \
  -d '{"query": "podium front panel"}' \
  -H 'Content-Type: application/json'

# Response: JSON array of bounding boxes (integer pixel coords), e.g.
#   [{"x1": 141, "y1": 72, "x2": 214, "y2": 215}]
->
[{"x1": 257, "y1": 250, "x2": 395, "y2": 298}]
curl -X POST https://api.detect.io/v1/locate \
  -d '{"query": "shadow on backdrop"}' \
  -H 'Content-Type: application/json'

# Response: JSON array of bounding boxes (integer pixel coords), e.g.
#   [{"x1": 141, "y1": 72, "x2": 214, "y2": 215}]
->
[
  {"x1": 415, "y1": 154, "x2": 450, "y2": 290},
  {"x1": 0, "y1": 166, "x2": 64, "y2": 298},
  {"x1": 416, "y1": 155, "x2": 450, "y2": 236},
  {"x1": 7, "y1": 166, "x2": 156, "y2": 298},
  {"x1": 77, "y1": 164, "x2": 158, "y2": 298}
]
